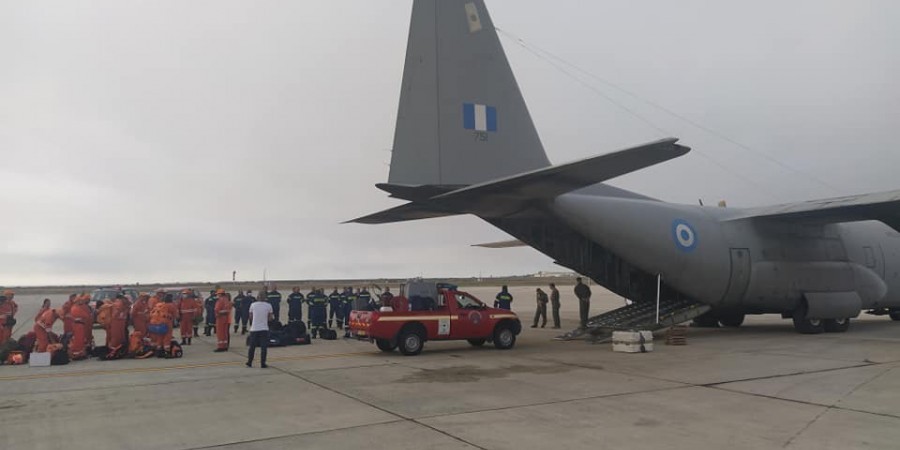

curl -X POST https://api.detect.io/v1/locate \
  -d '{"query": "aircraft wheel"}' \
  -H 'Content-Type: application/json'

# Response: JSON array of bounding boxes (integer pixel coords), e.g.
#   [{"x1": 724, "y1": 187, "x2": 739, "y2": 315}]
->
[
  {"x1": 692, "y1": 313, "x2": 720, "y2": 328},
  {"x1": 467, "y1": 338, "x2": 486, "y2": 347},
  {"x1": 397, "y1": 329, "x2": 424, "y2": 356},
  {"x1": 823, "y1": 318, "x2": 851, "y2": 333},
  {"x1": 718, "y1": 313, "x2": 745, "y2": 328},
  {"x1": 375, "y1": 339, "x2": 396, "y2": 352},
  {"x1": 890, "y1": 310, "x2": 900, "y2": 321},
  {"x1": 792, "y1": 305, "x2": 824, "y2": 334}
]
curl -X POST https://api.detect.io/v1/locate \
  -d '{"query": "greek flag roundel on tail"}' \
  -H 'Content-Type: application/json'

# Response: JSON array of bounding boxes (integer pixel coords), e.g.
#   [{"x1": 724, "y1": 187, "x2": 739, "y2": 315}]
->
[{"x1": 388, "y1": 0, "x2": 550, "y2": 186}]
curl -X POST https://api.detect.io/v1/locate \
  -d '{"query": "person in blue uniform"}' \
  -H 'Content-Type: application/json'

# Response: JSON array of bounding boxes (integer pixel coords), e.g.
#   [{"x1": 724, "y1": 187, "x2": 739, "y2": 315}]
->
[
  {"x1": 494, "y1": 285, "x2": 513, "y2": 310},
  {"x1": 342, "y1": 287, "x2": 356, "y2": 338},
  {"x1": 328, "y1": 288, "x2": 342, "y2": 328},
  {"x1": 287, "y1": 287, "x2": 304, "y2": 323},
  {"x1": 232, "y1": 290, "x2": 248, "y2": 334},
  {"x1": 266, "y1": 285, "x2": 282, "y2": 323},
  {"x1": 359, "y1": 288, "x2": 374, "y2": 311},
  {"x1": 307, "y1": 289, "x2": 328, "y2": 338},
  {"x1": 204, "y1": 290, "x2": 217, "y2": 336}
]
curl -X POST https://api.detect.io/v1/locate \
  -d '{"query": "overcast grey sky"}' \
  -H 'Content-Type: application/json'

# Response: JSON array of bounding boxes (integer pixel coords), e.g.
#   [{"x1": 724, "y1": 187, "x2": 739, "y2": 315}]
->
[{"x1": 2, "y1": 0, "x2": 898, "y2": 286}]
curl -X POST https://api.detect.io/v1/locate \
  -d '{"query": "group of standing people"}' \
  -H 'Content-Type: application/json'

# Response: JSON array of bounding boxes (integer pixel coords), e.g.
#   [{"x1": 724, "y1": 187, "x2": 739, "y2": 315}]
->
[{"x1": 491, "y1": 279, "x2": 594, "y2": 330}]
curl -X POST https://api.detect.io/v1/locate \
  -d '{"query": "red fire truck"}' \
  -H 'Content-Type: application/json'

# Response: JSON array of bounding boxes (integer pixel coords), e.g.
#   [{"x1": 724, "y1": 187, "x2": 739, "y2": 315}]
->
[{"x1": 349, "y1": 281, "x2": 521, "y2": 355}]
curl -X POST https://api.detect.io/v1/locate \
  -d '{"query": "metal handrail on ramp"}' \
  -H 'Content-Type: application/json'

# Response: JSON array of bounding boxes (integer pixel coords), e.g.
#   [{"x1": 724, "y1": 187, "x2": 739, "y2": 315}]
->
[{"x1": 555, "y1": 299, "x2": 710, "y2": 342}]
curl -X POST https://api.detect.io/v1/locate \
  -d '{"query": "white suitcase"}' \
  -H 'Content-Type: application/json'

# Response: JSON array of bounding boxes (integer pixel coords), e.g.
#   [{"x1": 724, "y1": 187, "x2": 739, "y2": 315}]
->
[
  {"x1": 612, "y1": 330, "x2": 654, "y2": 353},
  {"x1": 29, "y1": 352, "x2": 51, "y2": 367}
]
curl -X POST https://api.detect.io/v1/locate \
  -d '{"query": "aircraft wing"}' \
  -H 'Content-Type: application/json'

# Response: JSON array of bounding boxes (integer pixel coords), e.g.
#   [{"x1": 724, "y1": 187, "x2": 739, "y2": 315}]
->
[
  {"x1": 725, "y1": 189, "x2": 900, "y2": 232},
  {"x1": 431, "y1": 138, "x2": 689, "y2": 203},
  {"x1": 346, "y1": 202, "x2": 461, "y2": 224},
  {"x1": 471, "y1": 239, "x2": 526, "y2": 248}
]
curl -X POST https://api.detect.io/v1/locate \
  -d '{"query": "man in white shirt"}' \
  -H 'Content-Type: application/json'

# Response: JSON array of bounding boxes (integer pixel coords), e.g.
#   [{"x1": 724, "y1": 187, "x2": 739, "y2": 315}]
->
[{"x1": 246, "y1": 295, "x2": 274, "y2": 368}]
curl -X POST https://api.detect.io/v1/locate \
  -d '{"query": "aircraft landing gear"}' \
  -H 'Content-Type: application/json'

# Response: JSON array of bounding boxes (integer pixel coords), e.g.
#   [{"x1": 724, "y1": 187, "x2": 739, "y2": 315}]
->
[
  {"x1": 823, "y1": 318, "x2": 851, "y2": 333},
  {"x1": 692, "y1": 313, "x2": 720, "y2": 328},
  {"x1": 718, "y1": 313, "x2": 745, "y2": 328},
  {"x1": 890, "y1": 309, "x2": 900, "y2": 321},
  {"x1": 792, "y1": 303, "x2": 824, "y2": 334}
]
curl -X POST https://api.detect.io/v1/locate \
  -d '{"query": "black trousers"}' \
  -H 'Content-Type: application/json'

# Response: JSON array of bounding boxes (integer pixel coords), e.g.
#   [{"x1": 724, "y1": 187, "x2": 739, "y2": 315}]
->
[
  {"x1": 532, "y1": 303, "x2": 547, "y2": 327},
  {"x1": 551, "y1": 301, "x2": 561, "y2": 328},
  {"x1": 247, "y1": 330, "x2": 269, "y2": 366},
  {"x1": 578, "y1": 297, "x2": 591, "y2": 327}
]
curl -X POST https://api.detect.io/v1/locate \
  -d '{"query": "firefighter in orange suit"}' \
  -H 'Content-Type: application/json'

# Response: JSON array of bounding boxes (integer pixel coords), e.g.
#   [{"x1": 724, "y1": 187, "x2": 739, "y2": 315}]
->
[
  {"x1": 177, "y1": 290, "x2": 198, "y2": 345},
  {"x1": 131, "y1": 293, "x2": 150, "y2": 335},
  {"x1": 148, "y1": 289, "x2": 164, "y2": 312},
  {"x1": 69, "y1": 295, "x2": 92, "y2": 359},
  {"x1": 0, "y1": 290, "x2": 19, "y2": 347},
  {"x1": 62, "y1": 294, "x2": 76, "y2": 336},
  {"x1": 107, "y1": 294, "x2": 129, "y2": 355},
  {"x1": 34, "y1": 308, "x2": 62, "y2": 353},
  {"x1": 214, "y1": 289, "x2": 232, "y2": 352}
]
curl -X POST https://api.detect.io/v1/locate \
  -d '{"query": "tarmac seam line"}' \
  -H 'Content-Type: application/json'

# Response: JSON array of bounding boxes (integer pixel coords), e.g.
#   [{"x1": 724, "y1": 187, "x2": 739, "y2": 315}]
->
[
  {"x1": 182, "y1": 419, "x2": 407, "y2": 450},
  {"x1": 269, "y1": 363, "x2": 490, "y2": 450}
]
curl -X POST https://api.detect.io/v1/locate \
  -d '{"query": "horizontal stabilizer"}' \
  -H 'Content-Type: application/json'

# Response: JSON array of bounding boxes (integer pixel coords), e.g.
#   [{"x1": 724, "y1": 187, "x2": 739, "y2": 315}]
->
[
  {"x1": 726, "y1": 189, "x2": 900, "y2": 232},
  {"x1": 432, "y1": 138, "x2": 689, "y2": 204},
  {"x1": 375, "y1": 183, "x2": 465, "y2": 201},
  {"x1": 347, "y1": 202, "x2": 461, "y2": 225},
  {"x1": 472, "y1": 239, "x2": 526, "y2": 248}
]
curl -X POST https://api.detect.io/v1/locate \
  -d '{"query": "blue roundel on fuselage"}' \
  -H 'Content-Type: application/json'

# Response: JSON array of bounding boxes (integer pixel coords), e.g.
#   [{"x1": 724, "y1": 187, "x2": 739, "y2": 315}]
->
[{"x1": 672, "y1": 219, "x2": 698, "y2": 252}]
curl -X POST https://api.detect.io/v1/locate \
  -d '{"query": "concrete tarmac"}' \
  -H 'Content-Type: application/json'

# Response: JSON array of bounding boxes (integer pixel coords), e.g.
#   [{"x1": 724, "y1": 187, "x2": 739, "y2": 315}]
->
[{"x1": 2, "y1": 285, "x2": 900, "y2": 450}]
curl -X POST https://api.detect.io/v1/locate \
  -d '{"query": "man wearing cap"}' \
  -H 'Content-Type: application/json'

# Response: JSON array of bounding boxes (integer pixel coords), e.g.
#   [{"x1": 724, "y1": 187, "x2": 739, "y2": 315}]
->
[
  {"x1": 214, "y1": 289, "x2": 232, "y2": 352},
  {"x1": 0, "y1": 290, "x2": 19, "y2": 347},
  {"x1": 266, "y1": 285, "x2": 282, "y2": 323},
  {"x1": 177, "y1": 290, "x2": 199, "y2": 345}
]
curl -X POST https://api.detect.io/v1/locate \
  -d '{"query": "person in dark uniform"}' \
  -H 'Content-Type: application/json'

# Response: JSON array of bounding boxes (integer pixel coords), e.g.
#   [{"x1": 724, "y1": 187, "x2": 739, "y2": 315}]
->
[
  {"x1": 287, "y1": 287, "x2": 304, "y2": 324},
  {"x1": 232, "y1": 291, "x2": 247, "y2": 334},
  {"x1": 306, "y1": 287, "x2": 317, "y2": 329},
  {"x1": 328, "y1": 288, "x2": 341, "y2": 328},
  {"x1": 549, "y1": 283, "x2": 561, "y2": 329},
  {"x1": 494, "y1": 285, "x2": 513, "y2": 310},
  {"x1": 532, "y1": 288, "x2": 548, "y2": 328},
  {"x1": 380, "y1": 287, "x2": 394, "y2": 308},
  {"x1": 342, "y1": 287, "x2": 356, "y2": 338},
  {"x1": 307, "y1": 289, "x2": 328, "y2": 338},
  {"x1": 240, "y1": 290, "x2": 254, "y2": 334},
  {"x1": 359, "y1": 288, "x2": 374, "y2": 311},
  {"x1": 574, "y1": 278, "x2": 592, "y2": 328},
  {"x1": 204, "y1": 290, "x2": 217, "y2": 336},
  {"x1": 266, "y1": 285, "x2": 282, "y2": 323}
]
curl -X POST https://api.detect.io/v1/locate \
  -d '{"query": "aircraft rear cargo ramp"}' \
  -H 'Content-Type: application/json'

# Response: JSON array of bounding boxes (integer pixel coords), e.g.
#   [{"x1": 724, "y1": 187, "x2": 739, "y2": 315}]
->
[{"x1": 556, "y1": 298, "x2": 710, "y2": 341}]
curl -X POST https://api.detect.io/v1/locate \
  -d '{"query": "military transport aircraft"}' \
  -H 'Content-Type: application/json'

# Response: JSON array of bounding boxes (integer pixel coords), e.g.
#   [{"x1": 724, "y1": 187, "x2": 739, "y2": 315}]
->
[{"x1": 351, "y1": 0, "x2": 900, "y2": 336}]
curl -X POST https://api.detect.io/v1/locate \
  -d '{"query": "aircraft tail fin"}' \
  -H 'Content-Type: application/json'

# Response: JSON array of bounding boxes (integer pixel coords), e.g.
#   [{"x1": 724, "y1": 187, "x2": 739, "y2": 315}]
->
[{"x1": 388, "y1": 0, "x2": 551, "y2": 186}]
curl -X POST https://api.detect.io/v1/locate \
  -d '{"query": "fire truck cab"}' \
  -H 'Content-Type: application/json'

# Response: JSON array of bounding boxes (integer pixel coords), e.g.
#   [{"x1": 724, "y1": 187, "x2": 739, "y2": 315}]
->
[{"x1": 349, "y1": 281, "x2": 521, "y2": 355}]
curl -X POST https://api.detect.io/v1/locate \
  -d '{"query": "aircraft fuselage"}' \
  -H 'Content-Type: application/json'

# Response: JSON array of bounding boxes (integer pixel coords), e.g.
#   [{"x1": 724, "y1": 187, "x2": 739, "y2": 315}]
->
[{"x1": 550, "y1": 194, "x2": 900, "y2": 316}]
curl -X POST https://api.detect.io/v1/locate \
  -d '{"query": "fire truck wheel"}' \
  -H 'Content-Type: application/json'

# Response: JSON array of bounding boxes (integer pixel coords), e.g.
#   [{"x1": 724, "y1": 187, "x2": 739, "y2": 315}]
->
[
  {"x1": 467, "y1": 338, "x2": 486, "y2": 347},
  {"x1": 376, "y1": 339, "x2": 396, "y2": 352},
  {"x1": 493, "y1": 324, "x2": 516, "y2": 350},
  {"x1": 398, "y1": 328, "x2": 424, "y2": 356}
]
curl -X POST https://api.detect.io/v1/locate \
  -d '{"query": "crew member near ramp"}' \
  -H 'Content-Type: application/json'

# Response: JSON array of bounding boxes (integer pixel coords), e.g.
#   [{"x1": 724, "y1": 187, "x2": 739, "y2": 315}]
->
[
  {"x1": 308, "y1": 290, "x2": 328, "y2": 339},
  {"x1": 177, "y1": 290, "x2": 198, "y2": 345},
  {"x1": 266, "y1": 286, "x2": 282, "y2": 323},
  {"x1": 214, "y1": 289, "x2": 232, "y2": 352},
  {"x1": 246, "y1": 295, "x2": 274, "y2": 369},
  {"x1": 532, "y1": 288, "x2": 548, "y2": 328},
  {"x1": 0, "y1": 290, "x2": 19, "y2": 346},
  {"x1": 494, "y1": 286, "x2": 513, "y2": 310},
  {"x1": 549, "y1": 283, "x2": 561, "y2": 329},
  {"x1": 204, "y1": 290, "x2": 217, "y2": 336},
  {"x1": 574, "y1": 278, "x2": 592, "y2": 328}
]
